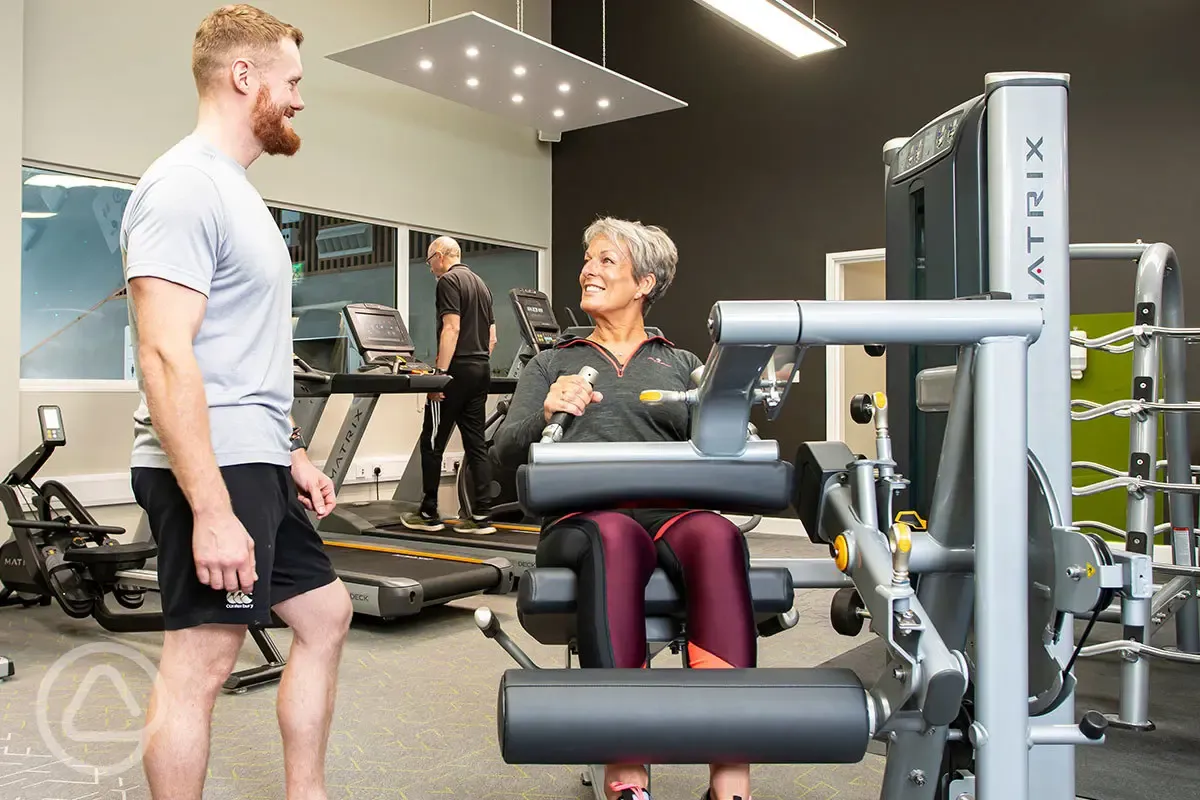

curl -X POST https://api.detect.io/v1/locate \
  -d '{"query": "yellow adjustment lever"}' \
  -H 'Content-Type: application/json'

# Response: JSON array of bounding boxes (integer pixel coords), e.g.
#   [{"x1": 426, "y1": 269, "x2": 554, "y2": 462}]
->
[
  {"x1": 892, "y1": 522, "x2": 912, "y2": 553},
  {"x1": 873, "y1": 391, "x2": 888, "y2": 409},
  {"x1": 640, "y1": 390, "x2": 664, "y2": 403},
  {"x1": 894, "y1": 510, "x2": 927, "y2": 531}
]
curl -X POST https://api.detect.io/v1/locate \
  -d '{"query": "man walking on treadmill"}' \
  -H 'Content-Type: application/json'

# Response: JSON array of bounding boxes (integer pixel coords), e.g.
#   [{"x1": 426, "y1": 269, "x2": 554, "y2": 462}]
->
[
  {"x1": 402, "y1": 236, "x2": 497, "y2": 534},
  {"x1": 121, "y1": 5, "x2": 352, "y2": 798}
]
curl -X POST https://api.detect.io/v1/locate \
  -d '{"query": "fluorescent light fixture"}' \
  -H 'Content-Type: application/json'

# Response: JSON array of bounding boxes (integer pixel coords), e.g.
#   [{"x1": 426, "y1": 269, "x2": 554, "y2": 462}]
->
[
  {"x1": 326, "y1": 12, "x2": 686, "y2": 136},
  {"x1": 21, "y1": 211, "x2": 56, "y2": 219},
  {"x1": 418, "y1": 58, "x2": 433, "y2": 70},
  {"x1": 693, "y1": 0, "x2": 846, "y2": 58}
]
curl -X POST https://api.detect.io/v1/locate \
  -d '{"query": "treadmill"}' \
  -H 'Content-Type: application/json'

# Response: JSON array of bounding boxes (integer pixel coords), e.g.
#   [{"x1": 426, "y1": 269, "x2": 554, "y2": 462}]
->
[
  {"x1": 291, "y1": 307, "x2": 516, "y2": 617},
  {"x1": 315, "y1": 291, "x2": 564, "y2": 572}
]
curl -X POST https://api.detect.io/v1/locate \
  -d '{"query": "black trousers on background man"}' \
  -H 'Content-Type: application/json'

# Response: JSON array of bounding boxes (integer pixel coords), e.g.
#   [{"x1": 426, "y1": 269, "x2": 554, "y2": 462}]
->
[{"x1": 420, "y1": 356, "x2": 492, "y2": 518}]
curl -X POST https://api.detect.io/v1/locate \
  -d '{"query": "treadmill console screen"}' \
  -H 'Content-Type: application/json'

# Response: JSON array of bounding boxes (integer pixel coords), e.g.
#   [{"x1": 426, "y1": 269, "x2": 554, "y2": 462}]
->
[
  {"x1": 520, "y1": 297, "x2": 555, "y2": 328},
  {"x1": 510, "y1": 290, "x2": 561, "y2": 350},
  {"x1": 344, "y1": 304, "x2": 414, "y2": 353}
]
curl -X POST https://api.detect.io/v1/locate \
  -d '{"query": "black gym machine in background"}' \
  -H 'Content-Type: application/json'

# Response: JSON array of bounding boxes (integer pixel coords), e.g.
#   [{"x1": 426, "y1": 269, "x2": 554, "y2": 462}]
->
[{"x1": 0, "y1": 405, "x2": 286, "y2": 693}]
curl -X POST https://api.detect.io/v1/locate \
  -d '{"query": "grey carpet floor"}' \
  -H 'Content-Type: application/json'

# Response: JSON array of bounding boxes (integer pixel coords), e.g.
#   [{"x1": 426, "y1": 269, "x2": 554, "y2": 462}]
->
[{"x1": 0, "y1": 534, "x2": 886, "y2": 800}]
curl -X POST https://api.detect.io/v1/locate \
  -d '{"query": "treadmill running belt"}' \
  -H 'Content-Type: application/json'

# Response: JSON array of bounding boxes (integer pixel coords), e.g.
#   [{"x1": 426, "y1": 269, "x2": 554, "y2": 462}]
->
[
  {"x1": 324, "y1": 545, "x2": 501, "y2": 599},
  {"x1": 374, "y1": 525, "x2": 538, "y2": 551}
]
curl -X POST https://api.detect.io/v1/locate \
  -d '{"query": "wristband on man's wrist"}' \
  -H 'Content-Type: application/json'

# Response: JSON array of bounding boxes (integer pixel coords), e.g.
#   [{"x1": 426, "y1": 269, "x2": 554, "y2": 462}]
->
[{"x1": 289, "y1": 425, "x2": 306, "y2": 452}]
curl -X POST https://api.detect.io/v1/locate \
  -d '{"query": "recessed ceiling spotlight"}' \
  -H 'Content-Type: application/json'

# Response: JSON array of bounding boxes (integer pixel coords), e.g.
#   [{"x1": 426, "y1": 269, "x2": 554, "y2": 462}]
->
[
  {"x1": 513, "y1": 65, "x2": 527, "y2": 76},
  {"x1": 597, "y1": 98, "x2": 610, "y2": 108},
  {"x1": 512, "y1": 94, "x2": 524, "y2": 104},
  {"x1": 466, "y1": 46, "x2": 479, "y2": 58},
  {"x1": 418, "y1": 58, "x2": 433, "y2": 70},
  {"x1": 553, "y1": 108, "x2": 565, "y2": 118},
  {"x1": 558, "y1": 82, "x2": 571, "y2": 93},
  {"x1": 466, "y1": 76, "x2": 480, "y2": 88}
]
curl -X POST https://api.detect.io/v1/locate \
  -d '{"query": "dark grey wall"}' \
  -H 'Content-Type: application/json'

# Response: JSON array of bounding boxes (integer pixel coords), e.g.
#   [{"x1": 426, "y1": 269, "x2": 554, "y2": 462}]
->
[{"x1": 550, "y1": 0, "x2": 1200, "y2": 459}]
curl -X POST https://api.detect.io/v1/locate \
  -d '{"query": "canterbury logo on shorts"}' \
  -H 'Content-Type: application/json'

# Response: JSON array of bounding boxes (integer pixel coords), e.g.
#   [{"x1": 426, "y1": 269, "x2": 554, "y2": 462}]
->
[{"x1": 225, "y1": 591, "x2": 254, "y2": 609}]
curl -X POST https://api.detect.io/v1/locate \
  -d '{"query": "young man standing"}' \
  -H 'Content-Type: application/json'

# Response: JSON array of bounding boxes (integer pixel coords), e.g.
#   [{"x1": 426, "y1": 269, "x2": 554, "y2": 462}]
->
[
  {"x1": 121, "y1": 5, "x2": 352, "y2": 798},
  {"x1": 401, "y1": 236, "x2": 498, "y2": 534}
]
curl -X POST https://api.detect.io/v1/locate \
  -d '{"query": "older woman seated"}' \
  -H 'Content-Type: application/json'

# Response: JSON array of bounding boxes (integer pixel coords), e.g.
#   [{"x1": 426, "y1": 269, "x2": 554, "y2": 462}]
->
[{"x1": 492, "y1": 217, "x2": 757, "y2": 800}]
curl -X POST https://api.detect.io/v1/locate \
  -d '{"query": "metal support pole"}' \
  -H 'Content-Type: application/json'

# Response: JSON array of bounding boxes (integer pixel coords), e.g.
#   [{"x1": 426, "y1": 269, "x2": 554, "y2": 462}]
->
[{"x1": 974, "y1": 336, "x2": 1031, "y2": 800}]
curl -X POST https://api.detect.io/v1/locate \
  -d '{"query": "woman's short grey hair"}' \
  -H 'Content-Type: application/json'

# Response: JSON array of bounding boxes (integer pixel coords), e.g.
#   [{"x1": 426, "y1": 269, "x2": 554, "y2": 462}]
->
[{"x1": 584, "y1": 216, "x2": 678, "y2": 309}]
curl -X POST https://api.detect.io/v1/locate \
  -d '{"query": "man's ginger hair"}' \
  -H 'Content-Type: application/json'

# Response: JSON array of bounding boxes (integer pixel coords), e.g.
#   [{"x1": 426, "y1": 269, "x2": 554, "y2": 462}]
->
[{"x1": 192, "y1": 4, "x2": 304, "y2": 92}]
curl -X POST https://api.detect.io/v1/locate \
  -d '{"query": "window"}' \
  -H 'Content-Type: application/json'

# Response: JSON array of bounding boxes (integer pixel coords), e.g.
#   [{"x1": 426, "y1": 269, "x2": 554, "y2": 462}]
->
[
  {"x1": 20, "y1": 167, "x2": 137, "y2": 380},
  {"x1": 19, "y1": 165, "x2": 398, "y2": 381},
  {"x1": 283, "y1": 209, "x2": 397, "y2": 373},
  {"x1": 408, "y1": 231, "x2": 540, "y2": 375}
]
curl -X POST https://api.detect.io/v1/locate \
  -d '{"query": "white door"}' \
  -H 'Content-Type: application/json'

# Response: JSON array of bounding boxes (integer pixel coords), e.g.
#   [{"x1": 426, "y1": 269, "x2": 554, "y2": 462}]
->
[{"x1": 833, "y1": 258, "x2": 887, "y2": 458}]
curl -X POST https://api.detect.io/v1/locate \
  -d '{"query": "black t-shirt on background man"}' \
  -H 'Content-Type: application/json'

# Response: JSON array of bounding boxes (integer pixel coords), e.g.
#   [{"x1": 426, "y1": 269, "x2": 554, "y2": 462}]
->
[{"x1": 436, "y1": 264, "x2": 494, "y2": 361}]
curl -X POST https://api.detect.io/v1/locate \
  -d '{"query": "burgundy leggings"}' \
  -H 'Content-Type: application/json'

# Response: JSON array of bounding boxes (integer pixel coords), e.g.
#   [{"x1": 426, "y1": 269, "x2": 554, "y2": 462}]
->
[{"x1": 536, "y1": 510, "x2": 757, "y2": 669}]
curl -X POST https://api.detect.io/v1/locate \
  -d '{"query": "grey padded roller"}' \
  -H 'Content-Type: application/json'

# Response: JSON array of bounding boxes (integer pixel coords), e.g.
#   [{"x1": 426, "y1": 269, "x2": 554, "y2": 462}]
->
[
  {"x1": 498, "y1": 667, "x2": 871, "y2": 765},
  {"x1": 517, "y1": 460, "x2": 794, "y2": 517}
]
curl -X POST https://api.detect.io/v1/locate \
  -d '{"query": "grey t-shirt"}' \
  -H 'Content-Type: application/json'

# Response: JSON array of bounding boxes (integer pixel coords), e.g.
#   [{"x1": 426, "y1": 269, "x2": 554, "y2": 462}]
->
[{"x1": 120, "y1": 134, "x2": 293, "y2": 469}]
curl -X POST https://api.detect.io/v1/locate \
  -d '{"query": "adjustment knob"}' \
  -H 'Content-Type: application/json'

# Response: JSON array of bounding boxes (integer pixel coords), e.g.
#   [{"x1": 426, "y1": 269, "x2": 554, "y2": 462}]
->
[
  {"x1": 1079, "y1": 710, "x2": 1108, "y2": 740},
  {"x1": 864, "y1": 344, "x2": 886, "y2": 357},
  {"x1": 850, "y1": 393, "x2": 875, "y2": 425}
]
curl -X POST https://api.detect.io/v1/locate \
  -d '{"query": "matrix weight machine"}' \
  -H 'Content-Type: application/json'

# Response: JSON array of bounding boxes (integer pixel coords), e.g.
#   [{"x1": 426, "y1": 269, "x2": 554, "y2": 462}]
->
[{"x1": 473, "y1": 73, "x2": 1160, "y2": 800}]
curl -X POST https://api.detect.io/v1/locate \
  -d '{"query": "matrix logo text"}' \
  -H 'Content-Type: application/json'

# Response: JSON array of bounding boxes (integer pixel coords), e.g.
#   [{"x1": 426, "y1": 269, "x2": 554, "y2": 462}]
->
[{"x1": 1025, "y1": 135, "x2": 1047, "y2": 287}]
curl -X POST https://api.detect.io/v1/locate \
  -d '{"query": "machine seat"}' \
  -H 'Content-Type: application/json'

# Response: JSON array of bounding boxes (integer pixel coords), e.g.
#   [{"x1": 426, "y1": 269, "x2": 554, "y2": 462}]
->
[
  {"x1": 64, "y1": 542, "x2": 157, "y2": 565},
  {"x1": 517, "y1": 567, "x2": 795, "y2": 646}
]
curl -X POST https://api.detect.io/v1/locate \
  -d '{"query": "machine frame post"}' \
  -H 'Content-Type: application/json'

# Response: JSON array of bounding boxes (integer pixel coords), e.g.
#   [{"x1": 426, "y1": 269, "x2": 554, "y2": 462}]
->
[{"x1": 984, "y1": 70, "x2": 1076, "y2": 800}]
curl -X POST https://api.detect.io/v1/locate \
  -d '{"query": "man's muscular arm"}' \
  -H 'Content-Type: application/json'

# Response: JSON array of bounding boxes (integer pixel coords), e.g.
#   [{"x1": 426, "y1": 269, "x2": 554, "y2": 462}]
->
[
  {"x1": 130, "y1": 277, "x2": 255, "y2": 592},
  {"x1": 131, "y1": 278, "x2": 229, "y2": 514}
]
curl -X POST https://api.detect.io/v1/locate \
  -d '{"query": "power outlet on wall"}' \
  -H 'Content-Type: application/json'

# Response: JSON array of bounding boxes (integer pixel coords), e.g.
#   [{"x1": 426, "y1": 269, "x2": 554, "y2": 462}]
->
[{"x1": 441, "y1": 456, "x2": 461, "y2": 477}]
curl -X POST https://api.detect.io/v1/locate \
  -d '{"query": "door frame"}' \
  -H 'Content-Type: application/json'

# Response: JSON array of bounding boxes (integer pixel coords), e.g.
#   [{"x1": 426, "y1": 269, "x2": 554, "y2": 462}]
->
[{"x1": 825, "y1": 247, "x2": 887, "y2": 442}]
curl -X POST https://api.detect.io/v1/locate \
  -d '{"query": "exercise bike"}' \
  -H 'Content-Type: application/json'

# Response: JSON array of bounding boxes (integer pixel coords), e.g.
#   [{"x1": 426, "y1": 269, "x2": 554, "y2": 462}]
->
[{"x1": 0, "y1": 405, "x2": 287, "y2": 692}]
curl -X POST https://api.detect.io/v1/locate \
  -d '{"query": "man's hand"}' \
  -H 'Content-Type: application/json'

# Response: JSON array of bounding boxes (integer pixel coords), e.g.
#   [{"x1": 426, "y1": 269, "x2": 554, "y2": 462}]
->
[
  {"x1": 291, "y1": 451, "x2": 337, "y2": 518},
  {"x1": 427, "y1": 391, "x2": 444, "y2": 403},
  {"x1": 192, "y1": 509, "x2": 257, "y2": 593}
]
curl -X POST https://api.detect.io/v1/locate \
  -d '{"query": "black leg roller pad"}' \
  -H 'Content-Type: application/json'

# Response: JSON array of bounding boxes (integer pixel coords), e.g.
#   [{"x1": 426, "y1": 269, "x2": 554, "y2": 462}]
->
[{"x1": 497, "y1": 667, "x2": 871, "y2": 765}]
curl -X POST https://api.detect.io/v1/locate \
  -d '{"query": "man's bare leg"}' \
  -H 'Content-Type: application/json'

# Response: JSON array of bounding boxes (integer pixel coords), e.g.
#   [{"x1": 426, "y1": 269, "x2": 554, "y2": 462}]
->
[
  {"x1": 271, "y1": 579, "x2": 353, "y2": 800},
  {"x1": 143, "y1": 624, "x2": 247, "y2": 800}
]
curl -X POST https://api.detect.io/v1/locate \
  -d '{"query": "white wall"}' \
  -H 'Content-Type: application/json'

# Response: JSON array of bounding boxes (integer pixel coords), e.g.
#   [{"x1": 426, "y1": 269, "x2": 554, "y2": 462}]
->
[
  {"x1": 0, "y1": 0, "x2": 21, "y2": 472},
  {"x1": 9, "y1": 0, "x2": 553, "y2": 502}
]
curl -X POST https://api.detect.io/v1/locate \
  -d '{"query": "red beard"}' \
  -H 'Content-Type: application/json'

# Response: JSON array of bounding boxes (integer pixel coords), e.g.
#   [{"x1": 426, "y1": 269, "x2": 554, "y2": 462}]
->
[{"x1": 251, "y1": 85, "x2": 300, "y2": 156}]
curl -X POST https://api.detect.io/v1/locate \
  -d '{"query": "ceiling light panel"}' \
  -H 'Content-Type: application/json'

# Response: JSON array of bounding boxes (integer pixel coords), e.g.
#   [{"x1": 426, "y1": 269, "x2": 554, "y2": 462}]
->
[
  {"x1": 326, "y1": 12, "x2": 687, "y2": 135},
  {"x1": 693, "y1": 0, "x2": 846, "y2": 59}
]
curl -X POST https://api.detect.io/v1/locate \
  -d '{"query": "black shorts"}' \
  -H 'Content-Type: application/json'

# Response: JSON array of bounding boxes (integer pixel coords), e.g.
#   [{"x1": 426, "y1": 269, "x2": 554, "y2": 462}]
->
[{"x1": 131, "y1": 463, "x2": 338, "y2": 631}]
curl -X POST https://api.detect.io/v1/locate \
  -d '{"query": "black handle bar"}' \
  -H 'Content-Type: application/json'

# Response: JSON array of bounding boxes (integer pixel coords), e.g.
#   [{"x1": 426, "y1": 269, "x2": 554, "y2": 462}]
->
[{"x1": 8, "y1": 519, "x2": 126, "y2": 536}]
